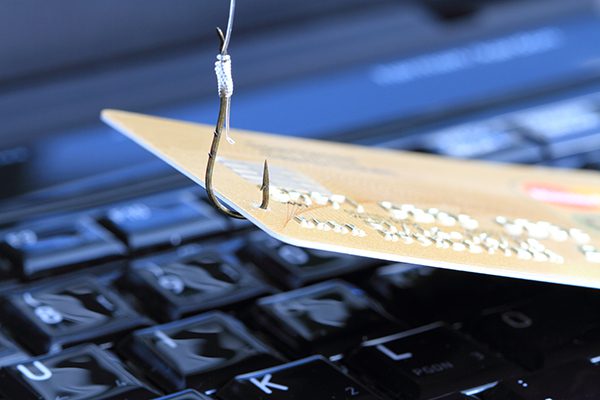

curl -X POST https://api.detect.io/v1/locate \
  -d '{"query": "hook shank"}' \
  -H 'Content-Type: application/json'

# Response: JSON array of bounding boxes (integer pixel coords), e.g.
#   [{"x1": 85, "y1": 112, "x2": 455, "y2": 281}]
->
[{"x1": 206, "y1": 97, "x2": 245, "y2": 219}]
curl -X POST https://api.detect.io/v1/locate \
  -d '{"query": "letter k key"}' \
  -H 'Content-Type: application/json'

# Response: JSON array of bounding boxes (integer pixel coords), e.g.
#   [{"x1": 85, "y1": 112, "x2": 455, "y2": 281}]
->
[{"x1": 250, "y1": 373, "x2": 289, "y2": 394}]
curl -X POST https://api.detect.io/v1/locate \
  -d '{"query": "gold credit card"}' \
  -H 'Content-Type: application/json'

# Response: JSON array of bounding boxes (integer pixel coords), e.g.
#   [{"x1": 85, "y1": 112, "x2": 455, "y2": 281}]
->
[{"x1": 102, "y1": 109, "x2": 600, "y2": 288}]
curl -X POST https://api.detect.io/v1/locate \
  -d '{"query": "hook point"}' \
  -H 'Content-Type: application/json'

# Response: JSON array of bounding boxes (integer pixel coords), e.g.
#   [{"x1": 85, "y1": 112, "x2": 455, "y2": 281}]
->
[{"x1": 260, "y1": 160, "x2": 270, "y2": 210}]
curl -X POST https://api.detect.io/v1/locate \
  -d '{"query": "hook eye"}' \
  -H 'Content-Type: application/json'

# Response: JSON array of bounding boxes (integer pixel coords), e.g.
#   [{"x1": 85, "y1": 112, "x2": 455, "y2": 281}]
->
[{"x1": 216, "y1": 27, "x2": 226, "y2": 53}]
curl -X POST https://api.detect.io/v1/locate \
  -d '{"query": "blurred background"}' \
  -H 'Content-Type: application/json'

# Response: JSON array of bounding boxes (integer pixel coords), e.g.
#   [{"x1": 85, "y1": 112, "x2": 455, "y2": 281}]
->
[{"x1": 1, "y1": 0, "x2": 600, "y2": 214}]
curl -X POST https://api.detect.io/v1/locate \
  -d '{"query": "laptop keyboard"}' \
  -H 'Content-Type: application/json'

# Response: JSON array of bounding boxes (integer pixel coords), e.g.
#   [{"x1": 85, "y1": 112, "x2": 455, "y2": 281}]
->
[{"x1": 0, "y1": 91, "x2": 600, "y2": 400}]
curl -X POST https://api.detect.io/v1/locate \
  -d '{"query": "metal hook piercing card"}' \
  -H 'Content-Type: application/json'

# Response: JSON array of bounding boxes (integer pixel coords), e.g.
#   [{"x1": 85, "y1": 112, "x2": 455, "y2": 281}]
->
[{"x1": 103, "y1": 110, "x2": 600, "y2": 289}]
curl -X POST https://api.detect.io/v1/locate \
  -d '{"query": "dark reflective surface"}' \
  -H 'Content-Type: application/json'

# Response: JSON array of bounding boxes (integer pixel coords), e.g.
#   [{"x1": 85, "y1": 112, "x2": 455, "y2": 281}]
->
[{"x1": 480, "y1": 360, "x2": 600, "y2": 399}]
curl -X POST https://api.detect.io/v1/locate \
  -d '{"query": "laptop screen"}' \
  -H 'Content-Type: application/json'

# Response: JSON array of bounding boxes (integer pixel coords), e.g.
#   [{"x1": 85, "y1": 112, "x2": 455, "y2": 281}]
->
[{"x1": 0, "y1": 0, "x2": 385, "y2": 84}]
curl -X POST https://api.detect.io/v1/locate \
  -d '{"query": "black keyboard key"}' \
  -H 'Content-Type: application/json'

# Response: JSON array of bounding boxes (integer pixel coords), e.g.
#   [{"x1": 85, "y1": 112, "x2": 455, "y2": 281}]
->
[
  {"x1": 584, "y1": 150, "x2": 600, "y2": 170},
  {"x1": 509, "y1": 99, "x2": 600, "y2": 160},
  {"x1": 481, "y1": 145, "x2": 543, "y2": 164},
  {"x1": 0, "y1": 258, "x2": 15, "y2": 281},
  {"x1": 511, "y1": 99, "x2": 600, "y2": 143},
  {"x1": 478, "y1": 359, "x2": 600, "y2": 400},
  {"x1": 1, "y1": 276, "x2": 149, "y2": 354},
  {"x1": 244, "y1": 232, "x2": 379, "y2": 288},
  {"x1": 155, "y1": 389, "x2": 212, "y2": 399},
  {"x1": 218, "y1": 355, "x2": 380, "y2": 400},
  {"x1": 546, "y1": 131, "x2": 600, "y2": 160},
  {"x1": 585, "y1": 161, "x2": 600, "y2": 170},
  {"x1": 126, "y1": 245, "x2": 270, "y2": 321},
  {"x1": 0, "y1": 344, "x2": 157, "y2": 400},
  {"x1": 0, "y1": 331, "x2": 27, "y2": 367},
  {"x1": 119, "y1": 312, "x2": 282, "y2": 392},
  {"x1": 371, "y1": 264, "x2": 547, "y2": 324},
  {"x1": 1, "y1": 217, "x2": 125, "y2": 278},
  {"x1": 102, "y1": 190, "x2": 225, "y2": 251},
  {"x1": 543, "y1": 154, "x2": 588, "y2": 169},
  {"x1": 346, "y1": 323, "x2": 512, "y2": 400},
  {"x1": 255, "y1": 280, "x2": 396, "y2": 356},
  {"x1": 421, "y1": 120, "x2": 527, "y2": 159},
  {"x1": 466, "y1": 293, "x2": 600, "y2": 370}
]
